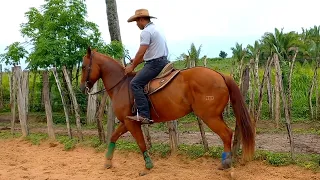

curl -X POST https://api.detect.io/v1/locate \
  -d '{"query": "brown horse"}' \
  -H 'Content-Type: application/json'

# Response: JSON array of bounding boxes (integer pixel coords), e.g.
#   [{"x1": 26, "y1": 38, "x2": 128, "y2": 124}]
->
[{"x1": 79, "y1": 47, "x2": 255, "y2": 171}]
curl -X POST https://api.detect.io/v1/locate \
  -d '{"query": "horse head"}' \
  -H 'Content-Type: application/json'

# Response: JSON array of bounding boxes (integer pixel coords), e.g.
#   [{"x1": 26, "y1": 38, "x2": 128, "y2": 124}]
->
[{"x1": 80, "y1": 46, "x2": 101, "y2": 94}]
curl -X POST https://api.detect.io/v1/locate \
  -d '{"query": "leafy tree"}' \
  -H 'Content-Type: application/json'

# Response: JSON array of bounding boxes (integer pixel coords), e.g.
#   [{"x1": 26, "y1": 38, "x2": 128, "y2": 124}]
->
[
  {"x1": 20, "y1": 0, "x2": 105, "y2": 70},
  {"x1": 0, "y1": 42, "x2": 28, "y2": 66},
  {"x1": 219, "y1": 51, "x2": 228, "y2": 58}
]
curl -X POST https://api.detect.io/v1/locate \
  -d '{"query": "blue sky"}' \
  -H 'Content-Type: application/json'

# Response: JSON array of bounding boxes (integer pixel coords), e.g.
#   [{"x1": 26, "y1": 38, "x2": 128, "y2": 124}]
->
[{"x1": 0, "y1": 0, "x2": 319, "y2": 70}]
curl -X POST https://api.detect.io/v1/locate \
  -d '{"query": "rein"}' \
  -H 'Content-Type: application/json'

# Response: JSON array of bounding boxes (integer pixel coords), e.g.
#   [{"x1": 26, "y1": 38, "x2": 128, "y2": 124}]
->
[{"x1": 85, "y1": 51, "x2": 129, "y2": 96}]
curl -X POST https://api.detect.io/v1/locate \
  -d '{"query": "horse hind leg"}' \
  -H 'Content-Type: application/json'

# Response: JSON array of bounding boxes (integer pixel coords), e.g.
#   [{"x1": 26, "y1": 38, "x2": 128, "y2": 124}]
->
[
  {"x1": 105, "y1": 122, "x2": 128, "y2": 169},
  {"x1": 201, "y1": 114, "x2": 233, "y2": 170}
]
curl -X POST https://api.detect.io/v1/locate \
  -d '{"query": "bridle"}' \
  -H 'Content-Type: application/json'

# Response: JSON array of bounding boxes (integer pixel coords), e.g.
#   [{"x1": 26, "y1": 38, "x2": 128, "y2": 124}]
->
[{"x1": 84, "y1": 51, "x2": 130, "y2": 96}]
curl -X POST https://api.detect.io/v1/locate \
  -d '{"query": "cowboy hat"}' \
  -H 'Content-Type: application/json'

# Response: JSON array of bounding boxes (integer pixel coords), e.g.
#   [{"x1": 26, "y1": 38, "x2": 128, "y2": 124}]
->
[{"x1": 127, "y1": 9, "x2": 156, "y2": 22}]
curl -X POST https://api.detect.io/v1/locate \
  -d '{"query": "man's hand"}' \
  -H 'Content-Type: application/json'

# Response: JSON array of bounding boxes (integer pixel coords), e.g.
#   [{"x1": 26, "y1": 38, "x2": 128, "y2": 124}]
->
[{"x1": 124, "y1": 64, "x2": 135, "y2": 75}]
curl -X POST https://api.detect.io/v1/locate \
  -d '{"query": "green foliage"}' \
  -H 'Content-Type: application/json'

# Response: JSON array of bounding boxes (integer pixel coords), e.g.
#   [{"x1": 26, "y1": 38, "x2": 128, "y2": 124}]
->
[
  {"x1": 57, "y1": 135, "x2": 78, "y2": 150},
  {"x1": 25, "y1": 133, "x2": 48, "y2": 145},
  {"x1": 219, "y1": 51, "x2": 228, "y2": 58},
  {"x1": 0, "y1": 42, "x2": 28, "y2": 66},
  {"x1": 185, "y1": 43, "x2": 203, "y2": 67},
  {"x1": 20, "y1": 0, "x2": 105, "y2": 70}
]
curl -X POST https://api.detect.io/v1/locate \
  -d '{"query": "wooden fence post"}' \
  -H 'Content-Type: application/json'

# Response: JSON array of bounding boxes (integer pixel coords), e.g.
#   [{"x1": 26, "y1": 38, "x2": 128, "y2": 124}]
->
[
  {"x1": 87, "y1": 82, "x2": 98, "y2": 124},
  {"x1": 273, "y1": 53, "x2": 294, "y2": 159},
  {"x1": 167, "y1": 120, "x2": 179, "y2": 153},
  {"x1": 106, "y1": 97, "x2": 115, "y2": 146},
  {"x1": 10, "y1": 67, "x2": 16, "y2": 134},
  {"x1": 96, "y1": 92, "x2": 107, "y2": 143},
  {"x1": 43, "y1": 70, "x2": 55, "y2": 139},
  {"x1": 52, "y1": 67, "x2": 72, "y2": 138},
  {"x1": 15, "y1": 67, "x2": 29, "y2": 137},
  {"x1": 62, "y1": 66, "x2": 83, "y2": 141}
]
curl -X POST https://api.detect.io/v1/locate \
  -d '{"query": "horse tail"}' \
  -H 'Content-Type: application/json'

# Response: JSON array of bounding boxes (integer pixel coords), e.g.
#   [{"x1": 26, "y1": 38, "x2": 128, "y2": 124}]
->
[{"x1": 223, "y1": 75, "x2": 255, "y2": 161}]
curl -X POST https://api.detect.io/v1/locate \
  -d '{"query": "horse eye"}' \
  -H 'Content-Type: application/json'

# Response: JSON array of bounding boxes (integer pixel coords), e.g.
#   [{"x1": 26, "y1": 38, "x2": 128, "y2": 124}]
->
[{"x1": 82, "y1": 66, "x2": 86, "y2": 70}]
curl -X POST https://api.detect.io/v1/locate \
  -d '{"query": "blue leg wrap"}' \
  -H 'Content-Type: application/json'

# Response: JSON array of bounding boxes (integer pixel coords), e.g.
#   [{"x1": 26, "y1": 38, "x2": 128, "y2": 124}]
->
[
  {"x1": 220, "y1": 152, "x2": 232, "y2": 169},
  {"x1": 222, "y1": 152, "x2": 231, "y2": 161}
]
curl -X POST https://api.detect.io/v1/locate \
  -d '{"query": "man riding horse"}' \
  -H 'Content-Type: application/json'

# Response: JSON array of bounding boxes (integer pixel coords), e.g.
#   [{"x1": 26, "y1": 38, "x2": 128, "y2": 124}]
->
[{"x1": 124, "y1": 9, "x2": 170, "y2": 125}]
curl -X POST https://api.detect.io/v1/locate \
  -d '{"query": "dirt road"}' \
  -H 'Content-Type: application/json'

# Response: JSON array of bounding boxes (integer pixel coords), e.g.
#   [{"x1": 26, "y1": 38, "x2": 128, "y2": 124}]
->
[{"x1": 0, "y1": 139, "x2": 319, "y2": 180}]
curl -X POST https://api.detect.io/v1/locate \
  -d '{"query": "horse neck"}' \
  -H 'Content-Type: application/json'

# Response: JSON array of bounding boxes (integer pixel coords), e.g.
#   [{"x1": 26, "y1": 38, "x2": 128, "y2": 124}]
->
[{"x1": 98, "y1": 54, "x2": 126, "y2": 98}]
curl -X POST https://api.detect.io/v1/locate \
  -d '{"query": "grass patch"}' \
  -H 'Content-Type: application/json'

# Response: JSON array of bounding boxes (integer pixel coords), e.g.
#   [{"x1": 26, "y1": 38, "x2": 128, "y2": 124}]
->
[{"x1": 255, "y1": 150, "x2": 320, "y2": 171}]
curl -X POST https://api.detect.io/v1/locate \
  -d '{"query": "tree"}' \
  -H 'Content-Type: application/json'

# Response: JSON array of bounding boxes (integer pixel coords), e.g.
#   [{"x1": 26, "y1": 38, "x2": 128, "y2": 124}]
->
[
  {"x1": 186, "y1": 43, "x2": 203, "y2": 68},
  {"x1": 219, "y1": 51, "x2": 228, "y2": 58},
  {"x1": 0, "y1": 42, "x2": 28, "y2": 66},
  {"x1": 20, "y1": 0, "x2": 104, "y2": 70}
]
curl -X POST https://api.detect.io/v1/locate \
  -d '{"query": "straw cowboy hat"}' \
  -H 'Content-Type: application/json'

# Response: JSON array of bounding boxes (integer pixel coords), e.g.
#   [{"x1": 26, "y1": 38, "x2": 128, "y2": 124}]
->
[{"x1": 127, "y1": 9, "x2": 157, "y2": 22}]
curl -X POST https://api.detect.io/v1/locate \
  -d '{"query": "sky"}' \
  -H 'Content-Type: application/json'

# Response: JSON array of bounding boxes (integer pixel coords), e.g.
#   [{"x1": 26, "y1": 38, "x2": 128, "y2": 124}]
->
[{"x1": 0, "y1": 0, "x2": 319, "y2": 70}]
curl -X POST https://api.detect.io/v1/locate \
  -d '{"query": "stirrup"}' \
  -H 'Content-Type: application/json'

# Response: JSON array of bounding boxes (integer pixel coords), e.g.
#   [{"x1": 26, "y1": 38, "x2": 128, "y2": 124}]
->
[{"x1": 127, "y1": 115, "x2": 154, "y2": 124}]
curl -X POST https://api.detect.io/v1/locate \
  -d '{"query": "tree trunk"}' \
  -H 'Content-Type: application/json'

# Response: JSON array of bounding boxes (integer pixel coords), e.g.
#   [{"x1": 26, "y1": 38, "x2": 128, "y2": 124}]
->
[
  {"x1": 232, "y1": 65, "x2": 250, "y2": 159},
  {"x1": 52, "y1": 67, "x2": 72, "y2": 138},
  {"x1": 10, "y1": 67, "x2": 16, "y2": 134},
  {"x1": 274, "y1": 69, "x2": 280, "y2": 128},
  {"x1": 0, "y1": 64, "x2": 3, "y2": 109},
  {"x1": 16, "y1": 67, "x2": 29, "y2": 137},
  {"x1": 105, "y1": 0, "x2": 121, "y2": 42},
  {"x1": 308, "y1": 62, "x2": 318, "y2": 120},
  {"x1": 106, "y1": 98, "x2": 115, "y2": 146},
  {"x1": 96, "y1": 92, "x2": 107, "y2": 143},
  {"x1": 273, "y1": 53, "x2": 294, "y2": 159},
  {"x1": 288, "y1": 49, "x2": 298, "y2": 119},
  {"x1": 43, "y1": 70, "x2": 55, "y2": 139},
  {"x1": 86, "y1": 82, "x2": 98, "y2": 124},
  {"x1": 167, "y1": 120, "x2": 179, "y2": 153},
  {"x1": 62, "y1": 66, "x2": 83, "y2": 141},
  {"x1": 256, "y1": 57, "x2": 273, "y2": 124}
]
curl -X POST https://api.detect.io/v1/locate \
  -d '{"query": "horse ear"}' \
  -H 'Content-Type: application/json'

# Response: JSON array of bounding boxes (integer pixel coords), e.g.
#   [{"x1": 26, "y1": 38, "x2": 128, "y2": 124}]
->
[{"x1": 86, "y1": 46, "x2": 91, "y2": 58}]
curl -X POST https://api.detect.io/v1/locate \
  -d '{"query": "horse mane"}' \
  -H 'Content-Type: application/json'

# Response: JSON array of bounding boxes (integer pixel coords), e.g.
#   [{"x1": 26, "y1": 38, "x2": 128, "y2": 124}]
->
[{"x1": 92, "y1": 49, "x2": 137, "y2": 77}]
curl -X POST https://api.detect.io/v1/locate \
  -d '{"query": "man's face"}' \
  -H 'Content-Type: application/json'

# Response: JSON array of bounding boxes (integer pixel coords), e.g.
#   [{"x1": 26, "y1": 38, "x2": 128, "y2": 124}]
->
[{"x1": 136, "y1": 18, "x2": 144, "y2": 30}]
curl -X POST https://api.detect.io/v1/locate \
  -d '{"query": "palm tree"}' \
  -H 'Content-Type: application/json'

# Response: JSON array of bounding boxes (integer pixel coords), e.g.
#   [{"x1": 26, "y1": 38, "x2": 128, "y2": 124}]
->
[
  {"x1": 246, "y1": 41, "x2": 261, "y2": 117},
  {"x1": 231, "y1": 42, "x2": 246, "y2": 82},
  {"x1": 186, "y1": 43, "x2": 202, "y2": 68}
]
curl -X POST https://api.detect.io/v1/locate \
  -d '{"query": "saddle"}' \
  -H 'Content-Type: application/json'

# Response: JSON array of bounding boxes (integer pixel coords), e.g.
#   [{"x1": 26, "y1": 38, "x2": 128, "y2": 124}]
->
[
  {"x1": 143, "y1": 62, "x2": 180, "y2": 95},
  {"x1": 130, "y1": 62, "x2": 180, "y2": 115}
]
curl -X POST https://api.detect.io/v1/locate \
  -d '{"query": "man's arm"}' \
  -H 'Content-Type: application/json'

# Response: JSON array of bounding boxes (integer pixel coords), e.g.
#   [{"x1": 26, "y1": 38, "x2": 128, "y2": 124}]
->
[{"x1": 131, "y1": 45, "x2": 148, "y2": 68}]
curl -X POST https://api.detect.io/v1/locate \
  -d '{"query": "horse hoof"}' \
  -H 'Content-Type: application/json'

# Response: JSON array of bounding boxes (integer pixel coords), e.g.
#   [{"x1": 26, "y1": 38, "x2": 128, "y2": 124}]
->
[
  {"x1": 217, "y1": 158, "x2": 232, "y2": 170},
  {"x1": 145, "y1": 161, "x2": 154, "y2": 170},
  {"x1": 104, "y1": 159, "x2": 112, "y2": 169}
]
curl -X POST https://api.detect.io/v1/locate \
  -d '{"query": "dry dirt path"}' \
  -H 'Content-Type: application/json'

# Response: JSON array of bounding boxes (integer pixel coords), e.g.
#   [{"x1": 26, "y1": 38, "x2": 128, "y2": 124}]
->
[{"x1": 0, "y1": 139, "x2": 319, "y2": 180}]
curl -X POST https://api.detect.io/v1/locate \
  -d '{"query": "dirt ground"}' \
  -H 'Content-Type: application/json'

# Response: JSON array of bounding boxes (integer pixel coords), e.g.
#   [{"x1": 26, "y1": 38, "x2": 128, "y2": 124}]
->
[
  {"x1": 0, "y1": 113, "x2": 320, "y2": 154},
  {"x1": 0, "y1": 139, "x2": 319, "y2": 180}
]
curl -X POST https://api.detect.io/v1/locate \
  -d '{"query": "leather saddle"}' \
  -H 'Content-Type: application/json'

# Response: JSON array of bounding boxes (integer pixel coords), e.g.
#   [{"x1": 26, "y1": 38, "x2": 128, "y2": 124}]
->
[{"x1": 143, "y1": 62, "x2": 180, "y2": 95}]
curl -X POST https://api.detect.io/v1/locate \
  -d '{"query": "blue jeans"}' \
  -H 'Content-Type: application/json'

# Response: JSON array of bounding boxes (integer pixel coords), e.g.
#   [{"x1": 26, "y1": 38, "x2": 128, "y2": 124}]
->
[{"x1": 130, "y1": 56, "x2": 169, "y2": 119}]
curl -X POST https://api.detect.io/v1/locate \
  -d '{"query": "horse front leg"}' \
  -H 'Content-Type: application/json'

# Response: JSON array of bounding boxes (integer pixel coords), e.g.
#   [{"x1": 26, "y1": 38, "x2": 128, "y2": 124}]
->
[
  {"x1": 105, "y1": 122, "x2": 128, "y2": 169},
  {"x1": 124, "y1": 119, "x2": 154, "y2": 170}
]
